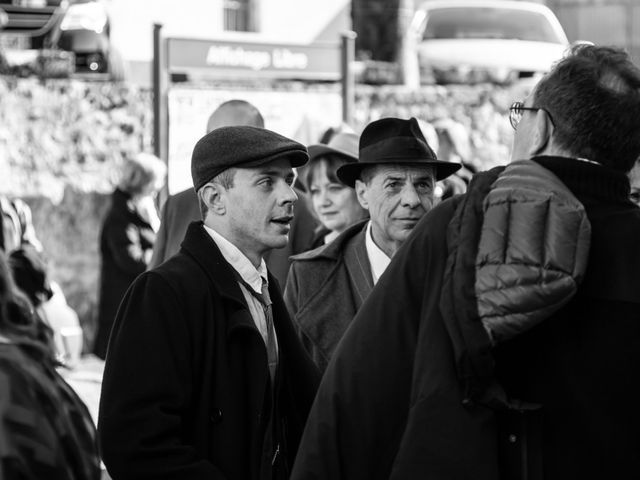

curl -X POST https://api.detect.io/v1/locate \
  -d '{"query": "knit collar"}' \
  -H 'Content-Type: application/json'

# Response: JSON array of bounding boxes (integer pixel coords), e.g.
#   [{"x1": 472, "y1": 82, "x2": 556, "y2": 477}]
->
[{"x1": 531, "y1": 155, "x2": 630, "y2": 203}]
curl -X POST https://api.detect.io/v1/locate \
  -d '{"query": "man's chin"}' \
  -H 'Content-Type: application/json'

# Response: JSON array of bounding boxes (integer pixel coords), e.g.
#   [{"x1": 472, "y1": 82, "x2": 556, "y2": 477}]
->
[{"x1": 268, "y1": 235, "x2": 289, "y2": 250}]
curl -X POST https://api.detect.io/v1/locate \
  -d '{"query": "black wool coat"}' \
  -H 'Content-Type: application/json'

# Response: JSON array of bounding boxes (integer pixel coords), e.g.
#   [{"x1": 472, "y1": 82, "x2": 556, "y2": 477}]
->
[
  {"x1": 98, "y1": 222, "x2": 320, "y2": 480},
  {"x1": 94, "y1": 188, "x2": 155, "y2": 359}
]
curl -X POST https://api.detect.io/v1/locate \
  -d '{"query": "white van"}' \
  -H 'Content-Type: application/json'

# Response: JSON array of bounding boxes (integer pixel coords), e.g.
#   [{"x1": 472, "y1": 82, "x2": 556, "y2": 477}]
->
[{"x1": 411, "y1": 0, "x2": 569, "y2": 84}]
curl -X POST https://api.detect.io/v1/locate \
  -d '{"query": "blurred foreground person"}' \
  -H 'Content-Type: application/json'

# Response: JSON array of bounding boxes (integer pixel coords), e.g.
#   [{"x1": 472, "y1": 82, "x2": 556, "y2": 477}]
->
[
  {"x1": 98, "y1": 126, "x2": 320, "y2": 479},
  {"x1": 0, "y1": 251, "x2": 100, "y2": 480},
  {"x1": 303, "y1": 132, "x2": 368, "y2": 248},
  {"x1": 292, "y1": 44, "x2": 640, "y2": 480},
  {"x1": 285, "y1": 118, "x2": 460, "y2": 371},
  {"x1": 0, "y1": 196, "x2": 42, "y2": 254},
  {"x1": 93, "y1": 152, "x2": 166, "y2": 359}
]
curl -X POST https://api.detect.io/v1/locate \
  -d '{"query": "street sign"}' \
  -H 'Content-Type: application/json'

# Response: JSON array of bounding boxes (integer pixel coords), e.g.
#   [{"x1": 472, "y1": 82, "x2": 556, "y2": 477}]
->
[{"x1": 167, "y1": 37, "x2": 341, "y2": 81}]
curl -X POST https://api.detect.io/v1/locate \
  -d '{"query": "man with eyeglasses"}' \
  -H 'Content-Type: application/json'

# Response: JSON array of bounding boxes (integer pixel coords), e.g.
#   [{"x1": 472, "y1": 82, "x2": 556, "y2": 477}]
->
[{"x1": 291, "y1": 44, "x2": 640, "y2": 480}]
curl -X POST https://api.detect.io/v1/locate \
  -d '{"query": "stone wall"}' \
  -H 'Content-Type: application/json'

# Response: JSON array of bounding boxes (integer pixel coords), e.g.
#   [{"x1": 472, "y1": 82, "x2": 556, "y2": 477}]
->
[{"x1": 1, "y1": 76, "x2": 530, "y2": 347}]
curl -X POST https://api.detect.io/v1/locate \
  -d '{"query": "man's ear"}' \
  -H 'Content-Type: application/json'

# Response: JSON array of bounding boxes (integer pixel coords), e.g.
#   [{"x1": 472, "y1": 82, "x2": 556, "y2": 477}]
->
[
  {"x1": 530, "y1": 109, "x2": 554, "y2": 156},
  {"x1": 200, "y1": 183, "x2": 226, "y2": 215},
  {"x1": 355, "y1": 179, "x2": 369, "y2": 210}
]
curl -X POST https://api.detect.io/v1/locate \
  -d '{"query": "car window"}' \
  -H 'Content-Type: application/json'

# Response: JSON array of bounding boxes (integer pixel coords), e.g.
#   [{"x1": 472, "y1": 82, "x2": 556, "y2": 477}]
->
[{"x1": 423, "y1": 7, "x2": 563, "y2": 44}]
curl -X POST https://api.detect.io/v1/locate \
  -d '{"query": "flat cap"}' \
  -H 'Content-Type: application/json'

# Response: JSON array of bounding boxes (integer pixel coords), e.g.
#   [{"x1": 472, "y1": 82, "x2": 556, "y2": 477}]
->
[{"x1": 191, "y1": 126, "x2": 309, "y2": 191}]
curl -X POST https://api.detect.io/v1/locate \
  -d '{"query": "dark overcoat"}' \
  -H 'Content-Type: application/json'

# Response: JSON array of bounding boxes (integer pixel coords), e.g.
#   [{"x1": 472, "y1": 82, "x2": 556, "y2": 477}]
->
[
  {"x1": 98, "y1": 222, "x2": 320, "y2": 480},
  {"x1": 94, "y1": 188, "x2": 155, "y2": 359},
  {"x1": 284, "y1": 220, "x2": 373, "y2": 372}
]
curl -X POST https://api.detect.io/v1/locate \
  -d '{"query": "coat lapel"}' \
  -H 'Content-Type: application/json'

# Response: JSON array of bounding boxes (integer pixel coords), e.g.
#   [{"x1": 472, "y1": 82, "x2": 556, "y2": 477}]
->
[
  {"x1": 343, "y1": 228, "x2": 374, "y2": 310},
  {"x1": 179, "y1": 222, "x2": 257, "y2": 336}
]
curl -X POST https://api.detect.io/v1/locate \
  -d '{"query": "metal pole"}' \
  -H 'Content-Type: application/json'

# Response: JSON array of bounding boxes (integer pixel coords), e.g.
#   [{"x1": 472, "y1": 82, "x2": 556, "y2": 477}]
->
[
  {"x1": 153, "y1": 23, "x2": 169, "y2": 203},
  {"x1": 341, "y1": 31, "x2": 357, "y2": 126}
]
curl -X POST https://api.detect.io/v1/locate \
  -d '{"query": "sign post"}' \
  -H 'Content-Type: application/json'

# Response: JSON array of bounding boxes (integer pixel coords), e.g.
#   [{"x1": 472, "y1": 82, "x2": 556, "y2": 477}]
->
[
  {"x1": 341, "y1": 31, "x2": 357, "y2": 126},
  {"x1": 153, "y1": 23, "x2": 169, "y2": 203}
]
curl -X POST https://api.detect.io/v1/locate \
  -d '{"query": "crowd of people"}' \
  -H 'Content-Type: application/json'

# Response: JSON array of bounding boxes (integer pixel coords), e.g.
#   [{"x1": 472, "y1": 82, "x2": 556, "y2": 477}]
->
[{"x1": 1, "y1": 43, "x2": 640, "y2": 479}]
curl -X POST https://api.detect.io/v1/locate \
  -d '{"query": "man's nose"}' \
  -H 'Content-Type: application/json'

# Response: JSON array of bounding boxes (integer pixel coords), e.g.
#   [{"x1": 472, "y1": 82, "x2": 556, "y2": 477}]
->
[
  {"x1": 280, "y1": 182, "x2": 298, "y2": 204},
  {"x1": 400, "y1": 184, "x2": 421, "y2": 208}
]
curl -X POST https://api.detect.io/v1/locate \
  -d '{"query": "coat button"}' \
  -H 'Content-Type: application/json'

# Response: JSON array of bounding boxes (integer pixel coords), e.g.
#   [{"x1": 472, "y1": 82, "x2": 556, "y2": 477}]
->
[{"x1": 210, "y1": 408, "x2": 223, "y2": 424}]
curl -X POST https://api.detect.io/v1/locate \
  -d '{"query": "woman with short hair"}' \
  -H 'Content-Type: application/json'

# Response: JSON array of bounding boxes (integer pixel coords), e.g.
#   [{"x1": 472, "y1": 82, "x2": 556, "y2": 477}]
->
[
  {"x1": 302, "y1": 132, "x2": 368, "y2": 249},
  {"x1": 93, "y1": 153, "x2": 166, "y2": 359}
]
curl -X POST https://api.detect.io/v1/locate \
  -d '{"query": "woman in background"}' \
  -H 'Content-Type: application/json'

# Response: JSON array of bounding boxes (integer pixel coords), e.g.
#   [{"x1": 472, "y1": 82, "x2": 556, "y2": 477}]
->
[
  {"x1": 303, "y1": 132, "x2": 368, "y2": 249},
  {"x1": 0, "y1": 250, "x2": 100, "y2": 480},
  {"x1": 93, "y1": 153, "x2": 165, "y2": 360}
]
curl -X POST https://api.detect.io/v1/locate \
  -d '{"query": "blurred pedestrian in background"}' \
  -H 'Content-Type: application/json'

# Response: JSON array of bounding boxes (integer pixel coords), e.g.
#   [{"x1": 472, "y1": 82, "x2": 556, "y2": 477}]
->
[
  {"x1": 98, "y1": 126, "x2": 319, "y2": 479},
  {"x1": 302, "y1": 132, "x2": 368, "y2": 248},
  {"x1": 285, "y1": 117, "x2": 460, "y2": 371},
  {"x1": 93, "y1": 152, "x2": 165, "y2": 359},
  {"x1": 0, "y1": 250, "x2": 100, "y2": 480}
]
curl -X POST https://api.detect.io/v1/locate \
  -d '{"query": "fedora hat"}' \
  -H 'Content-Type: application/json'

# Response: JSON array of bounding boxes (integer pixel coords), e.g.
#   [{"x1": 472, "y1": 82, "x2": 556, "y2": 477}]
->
[
  {"x1": 307, "y1": 131, "x2": 359, "y2": 164},
  {"x1": 336, "y1": 117, "x2": 462, "y2": 187}
]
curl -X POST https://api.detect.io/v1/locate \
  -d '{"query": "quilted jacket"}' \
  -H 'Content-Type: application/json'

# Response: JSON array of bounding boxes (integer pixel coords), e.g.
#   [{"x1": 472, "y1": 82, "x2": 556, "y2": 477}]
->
[{"x1": 440, "y1": 159, "x2": 591, "y2": 407}]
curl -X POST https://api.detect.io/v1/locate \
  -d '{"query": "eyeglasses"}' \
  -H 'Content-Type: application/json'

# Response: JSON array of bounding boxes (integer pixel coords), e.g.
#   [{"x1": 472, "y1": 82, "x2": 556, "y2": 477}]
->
[{"x1": 509, "y1": 101, "x2": 544, "y2": 130}]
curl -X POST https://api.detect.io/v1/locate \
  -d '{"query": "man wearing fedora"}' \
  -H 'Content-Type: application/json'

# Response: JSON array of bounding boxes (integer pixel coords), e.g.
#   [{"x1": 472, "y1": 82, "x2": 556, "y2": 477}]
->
[
  {"x1": 284, "y1": 117, "x2": 460, "y2": 372},
  {"x1": 98, "y1": 126, "x2": 320, "y2": 480},
  {"x1": 291, "y1": 45, "x2": 640, "y2": 480}
]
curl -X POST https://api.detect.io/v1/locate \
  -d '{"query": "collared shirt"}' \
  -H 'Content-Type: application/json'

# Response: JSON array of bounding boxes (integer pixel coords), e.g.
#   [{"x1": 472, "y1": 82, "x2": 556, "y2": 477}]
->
[
  {"x1": 364, "y1": 221, "x2": 391, "y2": 285},
  {"x1": 203, "y1": 225, "x2": 277, "y2": 352}
]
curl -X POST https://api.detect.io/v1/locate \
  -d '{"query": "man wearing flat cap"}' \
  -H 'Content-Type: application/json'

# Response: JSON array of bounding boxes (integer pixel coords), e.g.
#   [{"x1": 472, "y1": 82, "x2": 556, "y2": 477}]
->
[
  {"x1": 98, "y1": 126, "x2": 321, "y2": 480},
  {"x1": 284, "y1": 117, "x2": 461, "y2": 372}
]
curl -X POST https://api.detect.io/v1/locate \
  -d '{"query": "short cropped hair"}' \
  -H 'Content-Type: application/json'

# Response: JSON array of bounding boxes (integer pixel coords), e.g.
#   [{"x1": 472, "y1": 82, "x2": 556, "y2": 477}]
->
[
  {"x1": 118, "y1": 153, "x2": 166, "y2": 197},
  {"x1": 534, "y1": 44, "x2": 640, "y2": 172},
  {"x1": 197, "y1": 168, "x2": 237, "y2": 219},
  {"x1": 206, "y1": 100, "x2": 264, "y2": 133}
]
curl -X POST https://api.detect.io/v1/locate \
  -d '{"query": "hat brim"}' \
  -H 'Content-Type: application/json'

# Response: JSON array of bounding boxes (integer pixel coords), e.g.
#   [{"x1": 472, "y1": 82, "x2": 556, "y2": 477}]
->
[
  {"x1": 307, "y1": 144, "x2": 358, "y2": 164},
  {"x1": 240, "y1": 148, "x2": 309, "y2": 170},
  {"x1": 336, "y1": 160, "x2": 462, "y2": 187}
]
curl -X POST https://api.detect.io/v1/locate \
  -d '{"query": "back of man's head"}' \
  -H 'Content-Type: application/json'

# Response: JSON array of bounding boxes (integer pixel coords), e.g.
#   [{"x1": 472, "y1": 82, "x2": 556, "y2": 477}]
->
[
  {"x1": 206, "y1": 99, "x2": 264, "y2": 133},
  {"x1": 534, "y1": 44, "x2": 640, "y2": 173}
]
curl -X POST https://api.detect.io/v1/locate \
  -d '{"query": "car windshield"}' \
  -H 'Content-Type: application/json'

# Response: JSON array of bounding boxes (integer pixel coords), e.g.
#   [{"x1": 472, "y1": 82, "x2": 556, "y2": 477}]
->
[{"x1": 423, "y1": 7, "x2": 563, "y2": 44}]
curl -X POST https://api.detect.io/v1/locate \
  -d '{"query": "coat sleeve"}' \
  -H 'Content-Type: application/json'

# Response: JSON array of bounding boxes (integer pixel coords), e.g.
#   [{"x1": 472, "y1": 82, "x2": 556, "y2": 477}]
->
[
  {"x1": 283, "y1": 261, "x2": 318, "y2": 365},
  {"x1": 289, "y1": 200, "x2": 457, "y2": 480},
  {"x1": 97, "y1": 271, "x2": 228, "y2": 480}
]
